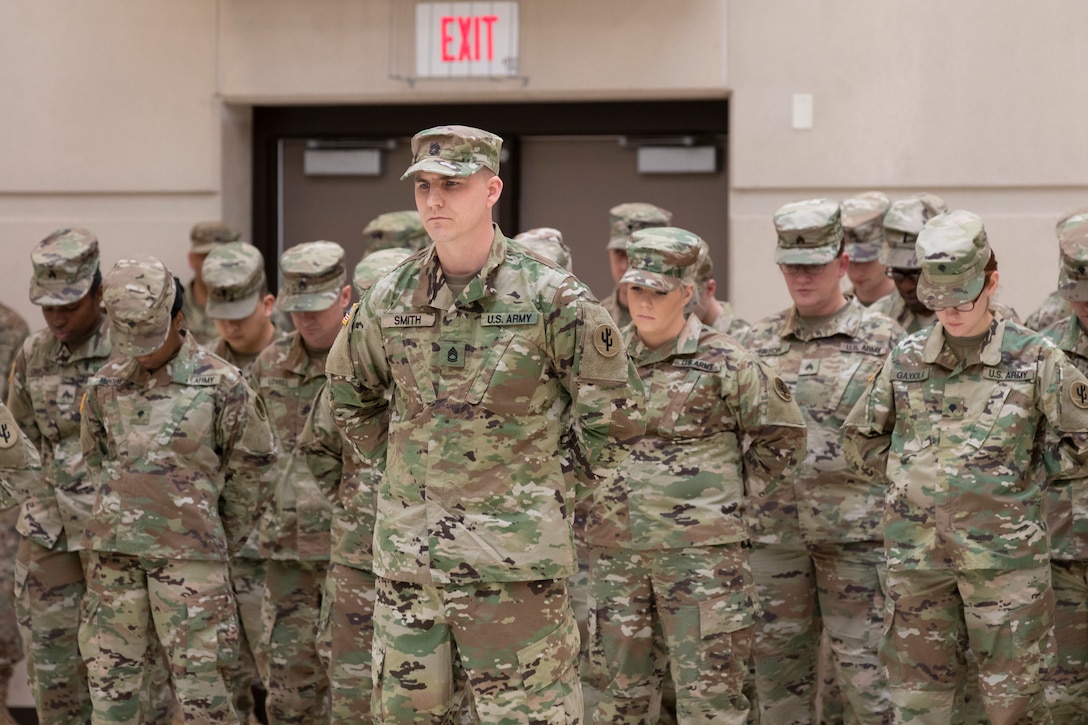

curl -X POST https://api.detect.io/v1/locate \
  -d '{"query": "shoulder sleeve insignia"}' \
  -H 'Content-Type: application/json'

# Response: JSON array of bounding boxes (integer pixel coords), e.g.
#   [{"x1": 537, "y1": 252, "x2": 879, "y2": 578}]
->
[
  {"x1": 0, "y1": 410, "x2": 19, "y2": 450},
  {"x1": 773, "y1": 376, "x2": 793, "y2": 402},
  {"x1": 1070, "y1": 380, "x2": 1088, "y2": 409},
  {"x1": 593, "y1": 324, "x2": 620, "y2": 358}
]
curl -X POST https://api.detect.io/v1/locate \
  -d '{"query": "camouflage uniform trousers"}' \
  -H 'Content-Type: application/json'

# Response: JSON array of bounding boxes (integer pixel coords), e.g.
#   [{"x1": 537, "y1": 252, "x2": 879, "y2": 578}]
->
[
  {"x1": 749, "y1": 540, "x2": 890, "y2": 725},
  {"x1": 318, "y1": 563, "x2": 375, "y2": 722},
  {"x1": 586, "y1": 544, "x2": 756, "y2": 725},
  {"x1": 229, "y1": 556, "x2": 268, "y2": 720},
  {"x1": 883, "y1": 566, "x2": 1054, "y2": 725},
  {"x1": 14, "y1": 537, "x2": 91, "y2": 725},
  {"x1": 1046, "y1": 560, "x2": 1088, "y2": 720},
  {"x1": 0, "y1": 510, "x2": 22, "y2": 687},
  {"x1": 374, "y1": 576, "x2": 582, "y2": 724},
  {"x1": 260, "y1": 559, "x2": 330, "y2": 724},
  {"x1": 78, "y1": 552, "x2": 241, "y2": 725}
]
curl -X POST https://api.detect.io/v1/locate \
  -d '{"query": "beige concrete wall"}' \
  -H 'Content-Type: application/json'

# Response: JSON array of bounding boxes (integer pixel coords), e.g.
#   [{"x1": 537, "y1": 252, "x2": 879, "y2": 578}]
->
[{"x1": 728, "y1": 0, "x2": 1088, "y2": 323}]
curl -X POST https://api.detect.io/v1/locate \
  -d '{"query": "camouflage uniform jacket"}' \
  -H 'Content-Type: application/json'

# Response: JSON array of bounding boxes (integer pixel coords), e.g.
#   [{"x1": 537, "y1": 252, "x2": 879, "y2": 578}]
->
[
  {"x1": 601, "y1": 287, "x2": 631, "y2": 328},
  {"x1": 301, "y1": 384, "x2": 378, "y2": 571},
  {"x1": 584, "y1": 314, "x2": 805, "y2": 550},
  {"x1": 843, "y1": 317, "x2": 1088, "y2": 570},
  {"x1": 1041, "y1": 314, "x2": 1088, "y2": 561},
  {"x1": 869, "y1": 292, "x2": 936, "y2": 335},
  {"x1": 7, "y1": 317, "x2": 112, "y2": 549},
  {"x1": 182, "y1": 278, "x2": 217, "y2": 346},
  {"x1": 326, "y1": 227, "x2": 646, "y2": 585},
  {"x1": 0, "y1": 302, "x2": 30, "y2": 402},
  {"x1": 80, "y1": 333, "x2": 275, "y2": 560},
  {"x1": 251, "y1": 331, "x2": 334, "y2": 561},
  {"x1": 708, "y1": 299, "x2": 751, "y2": 340},
  {"x1": 210, "y1": 327, "x2": 291, "y2": 376},
  {"x1": 743, "y1": 297, "x2": 904, "y2": 544},
  {"x1": 1026, "y1": 289, "x2": 1071, "y2": 332},
  {"x1": 0, "y1": 402, "x2": 42, "y2": 509}
]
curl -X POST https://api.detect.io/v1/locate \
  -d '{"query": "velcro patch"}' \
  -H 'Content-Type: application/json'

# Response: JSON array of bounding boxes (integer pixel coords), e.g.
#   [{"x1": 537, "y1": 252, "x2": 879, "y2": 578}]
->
[
  {"x1": 984, "y1": 368, "x2": 1036, "y2": 382},
  {"x1": 187, "y1": 374, "x2": 220, "y2": 386},
  {"x1": 482, "y1": 311, "x2": 539, "y2": 326},
  {"x1": 841, "y1": 342, "x2": 888, "y2": 356},
  {"x1": 381, "y1": 313, "x2": 436, "y2": 328},
  {"x1": 1070, "y1": 380, "x2": 1088, "y2": 409},
  {"x1": 673, "y1": 359, "x2": 722, "y2": 373},
  {"x1": 893, "y1": 369, "x2": 930, "y2": 382}
]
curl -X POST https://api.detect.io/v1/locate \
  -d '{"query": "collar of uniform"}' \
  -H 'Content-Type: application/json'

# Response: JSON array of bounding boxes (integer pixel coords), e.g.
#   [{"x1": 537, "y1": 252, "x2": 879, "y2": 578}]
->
[
  {"x1": 415, "y1": 225, "x2": 506, "y2": 309},
  {"x1": 281, "y1": 330, "x2": 314, "y2": 376},
  {"x1": 923, "y1": 316, "x2": 1005, "y2": 366},
  {"x1": 55, "y1": 315, "x2": 112, "y2": 364},
  {"x1": 781, "y1": 295, "x2": 864, "y2": 342},
  {"x1": 627, "y1": 313, "x2": 702, "y2": 365}
]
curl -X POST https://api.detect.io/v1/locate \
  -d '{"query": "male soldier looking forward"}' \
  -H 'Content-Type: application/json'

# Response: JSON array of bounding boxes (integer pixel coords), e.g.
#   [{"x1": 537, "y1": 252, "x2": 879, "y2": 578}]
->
[
  {"x1": 184, "y1": 220, "x2": 242, "y2": 346},
  {"x1": 326, "y1": 124, "x2": 646, "y2": 722},
  {"x1": 8, "y1": 229, "x2": 106, "y2": 725},
  {"x1": 743, "y1": 199, "x2": 903, "y2": 723},
  {"x1": 79, "y1": 257, "x2": 274, "y2": 724},
  {"x1": 601, "y1": 202, "x2": 672, "y2": 328}
]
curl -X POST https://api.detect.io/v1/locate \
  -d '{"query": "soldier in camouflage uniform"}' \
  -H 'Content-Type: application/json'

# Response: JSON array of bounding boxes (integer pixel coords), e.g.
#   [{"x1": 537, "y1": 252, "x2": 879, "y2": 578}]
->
[
  {"x1": 249, "y1": 240, "x2": 351, "y2": 724},
  {"x1": 79, "y1": 257, "x2": 274, "y2": 724},
  {"x1": 692, "y1": 237, "x2": 749, "y2": 339},
  {"x1": 1025, "y1": 208, "x2": 1088, "y2": 332},
  {"x1": 0, "y1": 296, "x2": 27, "y2": 724},
  {"x1": 843, "y1": 191, "x2": 896, "y2": 307},
  {"x1": 7, "y1": 229, "x2": 107, "y2": 725},
  {"x1": 326, "y1": 124, "x2": 646, "y2": 723},
  {"x1": 352, "y1": 248, "x2": 414, "y2": 298},
  {"x1": 601, "y1": 203, "x2": 673, "y2": 328},
  {"x1": 583, "y1": 227, "x2": 805, "y2": 724},
  {"x1": 202, "y1": 241, "x2": 290, "y2": 723},
  {"x1": 843, "y1": 209, "x2": 1088, "y2": 724},
  {"x1": 1039, "y1": 220, "x2": 1088, "y2": 719},
  {"x1": 870, "y1": 194, "x2": 948, "y2": 334},
  {"x1": 362, "y1": 210, "x2": 430, "y2": 253},
  {"x1": 743, "y1": 199, "x2": 901, "y2": 724},
  {"x1": 184, "y1": 221, "x2": 243, "y2": 346},
  {"x1": 514, "y1": 227, "x2": 574, "y2": 272}
]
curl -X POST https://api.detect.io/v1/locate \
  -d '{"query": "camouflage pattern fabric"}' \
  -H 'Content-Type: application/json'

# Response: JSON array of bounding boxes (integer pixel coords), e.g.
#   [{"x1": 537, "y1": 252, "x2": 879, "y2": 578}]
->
[
  {"x1": 1026, "y1": 289, "x2": 1072, "y2": 331},
  {"x1": 362, "y1": 211, "x2": 429, "y2": 254},
  {"x1": 0, "y1": 303, "x2": 29, "y2": 403},
  {"x1": 319, "y1": 563, "x2": 376, "y2": 722},
  {"x1": 326, "y1": 226, "x2": 645, "y2": 719},
  {"x1": 79, "y1": 553, "x2": 241, "y2": 724},
  {"x1": 226, "y1": 556, "x2": 266, "y2": 718},
  {"x1": 869, "y1": 291, "x2": 936, "y2": 335},
  {"x1": 743, "y1": 297, "x2": 903, "y2": 723},
  {"x1": 373, "y1": 577, "x2": 580, "y2": 723},
  {"x1": 583, "y1": 314, "x2": 804, "y2": 723},
  {"x1": 843, "y1": 316, "x2": 1088, "y2": 723},
  {"x1": 400, "y1": 125, "x2": 502, "y2": 180},
  {"x1": 707, "y1": 298, "x2": 750, "y2": 339},
  {"x1": 7, "y1": 315, "x2": 110, "y2": 723},
  {"x1": 182, "y1": 278, "x2": 218, "y2": 346},
  {"x1": 600, "y1": 287, "x2": 631, "y2": 328}
]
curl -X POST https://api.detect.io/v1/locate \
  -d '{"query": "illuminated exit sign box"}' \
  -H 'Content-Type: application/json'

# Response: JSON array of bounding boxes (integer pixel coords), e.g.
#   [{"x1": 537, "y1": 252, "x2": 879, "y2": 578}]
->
[{"x1": 416, "y1": 2, "x2": 520, "y2": 78}]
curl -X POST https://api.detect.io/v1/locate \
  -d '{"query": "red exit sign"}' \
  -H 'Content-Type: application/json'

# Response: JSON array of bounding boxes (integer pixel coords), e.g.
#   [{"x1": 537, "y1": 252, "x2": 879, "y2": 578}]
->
[{"x1": 416, "y1": 2, "x2": 519, "y2": 78}]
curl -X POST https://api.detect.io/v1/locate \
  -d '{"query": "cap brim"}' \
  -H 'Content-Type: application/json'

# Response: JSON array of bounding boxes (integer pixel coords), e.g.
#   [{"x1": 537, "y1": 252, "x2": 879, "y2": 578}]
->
[
  {"x1": 190, "y1": 243, "x2": 219, "y2": 255},
  {"x1": 206, "y1": 294, "x2": 259, "y2": 321},
  {"x1": 278, "y1": 290, "x2": 339, "y2": 313},
  {"x1": 400, "y1": 158, "x2": 481, "y2": 181},
  {"x1": 775, "y1": 245, "x2": 840, "y2": 266},
  {"x1": 881, "y1": 247, "x2": 919, "y2": 269},
  {"x1": 29, "y1": 277, "x2": 93, "y2": 306},
  {"x1": 917, "y1": 274, "x2": 985, "y2": 310},
  {"x1": 110, "y1": 317, "x2": 171, "y2": 357},
  {"x1": 846, "y1": 244, "x2": 881, "y2": 263},
  {"x1": 1059, "y1": 268, "x2": 1088, "y2": 302},
  {"x1": 619, "y1": 269, "x2": 680, "y2": 292},
  {"x1": 606, "y1": 236, "x2": 628, "y2": 251}
]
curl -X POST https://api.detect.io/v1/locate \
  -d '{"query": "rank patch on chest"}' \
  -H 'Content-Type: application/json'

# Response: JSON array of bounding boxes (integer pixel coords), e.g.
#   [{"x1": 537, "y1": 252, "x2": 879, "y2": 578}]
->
[
  {"x1": 439, "y1": 341, "x2": 466, "y2": 368},
  {"x1": 799, "y1": 359, "x2": 820, "y2": 376}
]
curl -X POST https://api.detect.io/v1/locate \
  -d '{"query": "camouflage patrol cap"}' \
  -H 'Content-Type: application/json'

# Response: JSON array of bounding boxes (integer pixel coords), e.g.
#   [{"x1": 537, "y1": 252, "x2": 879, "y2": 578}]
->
[
  {"x1": 102, "y1": 257, "x2": 176, "y2": 357},
  {"x1": 841, "y1": 192, "x2": 890, "y2": 263},
  {"x1": 1057, "y1": 206, "x2": 1088, "y2": 234},
  {"x1": 190, "y1": 221, "x2": 242, "y2": 254},
  {"x1": 353, "y1": 248, "x2": 412, "y2": 296},
  {"x1": 881, "y1": 193, "x2": 948, "y2": 269},
  {"x1": 514, "y1": 227, "x2": 573, "y2": 272},
  {"x1": 400, "y1": 125, "x2": 502, "y2": 180},
  {"x1": 29, "y1": 227, "x2": 100, "y2": 305},
  {"x1": 278, "y1": 241, "x2": 346, "y2": 313},
  {"x1": 1058, "y1": 216, "x2": 1088, "y2": 301},
  {"x1": 607, "y1": 202, "x2": 673, "y2": 251},
  {"x1": 620, "y1": 227, "x2": 701, "y2": 293},
  {"x1": 773, "y1": 198, "x2": 843, "y2": 265},
  {"x1": 916, "y1": 210, "x2": 991, "y2": 309},
  {"x1": 694, "y1": 238, "x2": 715, "y2": 285},
  {"x1": 362, "y1": 210, "x2": 429, "y2": 253},
  {"x1": 203, "y1": 242, "x2": 266, "y2": 321}
]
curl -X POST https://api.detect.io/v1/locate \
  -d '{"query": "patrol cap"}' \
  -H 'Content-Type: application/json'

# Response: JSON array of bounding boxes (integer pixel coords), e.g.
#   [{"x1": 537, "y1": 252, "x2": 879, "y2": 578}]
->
[
  {"x1": 1056, "y1": 206, "x2": 1088, "y2": 234},
  {"x1": 841, "y1": 192, "x2": 890, "y2": 263},
  {"x1": 203, "y1": 242, "x2": 266, "y2": 321},
  {"x1": 353, "y1": 248, "x2": 412, "y2": 296},
  {"x1": 278, "y1": 241, "x2": 346, "y2": 313},
  {"x1": 190, "y1": 221, "x2": 241, "y2": 254},
  {"x1": 916, "y1": 210, "x2": 991, "y2": 309},
  {"x1": 620, "y1": 227, "x2": 702, "y2": 293},
  {"x1": 607, "y1": 202, "x2": 673, "y2": 251},
  {"x1": 362, "y1": 210, "x2": 429, "y2": 253},
  {"x1": 881, "y1": 193, "x2": 948, "y2": 269},
  {"x1": 1058, "y1": 219, "x2": 1088, "y2": 301},
  {"x1": 102, "y1": 257, "x2": 176, "y2": 357},
  {"x1": 514, "y1": 227, "x2": 573, "y2": 272},
  {"x1": 773, "y1": 198, "x2": 843, "y2": 265},
  {"x1": 400, "y1": 125, "x2": 502, "y2": 180},
  {"x1": 29, "y1": 228, "x2": 100, "y2": 306}
]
